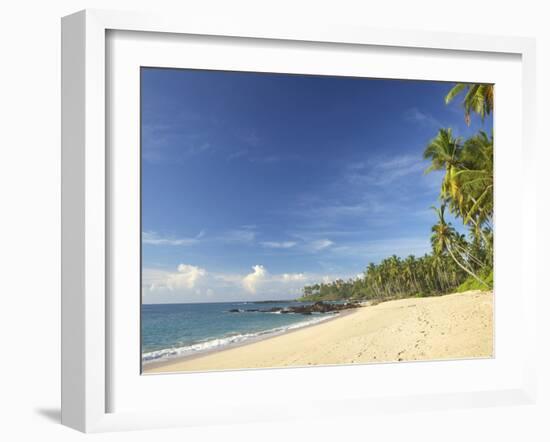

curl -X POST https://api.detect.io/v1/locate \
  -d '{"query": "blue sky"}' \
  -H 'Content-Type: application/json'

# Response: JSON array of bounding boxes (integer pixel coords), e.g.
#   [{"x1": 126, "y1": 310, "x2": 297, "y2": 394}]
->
[{"x1": 141, "y1": 68, "x2": 492, "y2": 303}]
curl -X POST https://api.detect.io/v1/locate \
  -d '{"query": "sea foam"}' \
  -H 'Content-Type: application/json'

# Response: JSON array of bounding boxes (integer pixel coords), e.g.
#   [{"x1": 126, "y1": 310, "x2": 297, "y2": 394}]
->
[{"x1": 142, "y1": 313, "x2": 335, "y2": 363}]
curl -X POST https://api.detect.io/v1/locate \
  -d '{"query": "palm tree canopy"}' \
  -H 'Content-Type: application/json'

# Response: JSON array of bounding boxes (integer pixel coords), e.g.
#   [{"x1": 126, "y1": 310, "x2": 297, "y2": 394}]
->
[
  {"x1": 445, "y1": 83, "x2": 494, "y2": 126},
  {"x1": 430, "y1": 204, "x2": 456, "y2": 255},
  {"x1": 423, "y1": 128, "x2": 463, "y2": 172},
  {"x1": 423, "y1": 129, "x2": 464, "y2": 204},
  {"x1": 455, "y1": 131, "x2": 494, "y2": 226}
]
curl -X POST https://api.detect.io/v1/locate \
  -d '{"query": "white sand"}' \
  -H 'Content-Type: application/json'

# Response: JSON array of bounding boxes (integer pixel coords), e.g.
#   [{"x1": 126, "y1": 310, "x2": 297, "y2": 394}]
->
[{"x1": 144, "y1": 290, "x2": 493, "y2": 374}]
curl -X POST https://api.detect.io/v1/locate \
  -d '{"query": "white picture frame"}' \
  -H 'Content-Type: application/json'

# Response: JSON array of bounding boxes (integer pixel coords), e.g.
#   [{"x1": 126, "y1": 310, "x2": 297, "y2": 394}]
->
[{"x1": 61, "y1": 9, "x2": 538, "y2": 433}]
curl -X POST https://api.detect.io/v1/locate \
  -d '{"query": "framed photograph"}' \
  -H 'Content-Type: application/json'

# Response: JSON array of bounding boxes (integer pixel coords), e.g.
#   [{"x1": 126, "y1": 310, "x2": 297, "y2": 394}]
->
[{"x1": 61, "y1": 9, "x2": 538, "y2": 432}]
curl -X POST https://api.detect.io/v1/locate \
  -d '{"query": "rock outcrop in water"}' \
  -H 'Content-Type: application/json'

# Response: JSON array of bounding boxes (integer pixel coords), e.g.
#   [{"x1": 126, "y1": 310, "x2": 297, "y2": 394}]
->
[{"x1": 228, "y1": 301, "x2": 360, "y2": 315}]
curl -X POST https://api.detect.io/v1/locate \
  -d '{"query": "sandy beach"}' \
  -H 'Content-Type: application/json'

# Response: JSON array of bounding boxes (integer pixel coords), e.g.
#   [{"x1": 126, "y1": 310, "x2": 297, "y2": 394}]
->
[{"x1": 144, "y1": 290, "x2": 493, "y2": 374}]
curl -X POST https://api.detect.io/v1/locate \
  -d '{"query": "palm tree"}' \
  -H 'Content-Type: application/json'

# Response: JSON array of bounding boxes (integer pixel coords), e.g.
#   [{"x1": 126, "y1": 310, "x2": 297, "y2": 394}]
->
[
  {"x1": 455, "y1": 131, "x2": 494, "y2": 228},
  {"x1": 445, "y1": 83, "x2": 494, "y2": 126},
  {"x1": 404, "y1": 255, "x2": 419, "y2": 293},
  {"x1": 423, "y1": 128, "x2": 464, "y2": 206},
  {"x1": 430, "y1": 204, "x2": 488, "y2": 287},
  {"x1": 424, "y1": 129, "x2": 494, "y2": 239}
]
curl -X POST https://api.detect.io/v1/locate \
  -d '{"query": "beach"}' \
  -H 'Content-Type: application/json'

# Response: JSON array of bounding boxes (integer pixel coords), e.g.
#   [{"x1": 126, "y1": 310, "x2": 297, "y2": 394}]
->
[{"x1": 144, "y1": 290, "x2": 493, "y2": 373}]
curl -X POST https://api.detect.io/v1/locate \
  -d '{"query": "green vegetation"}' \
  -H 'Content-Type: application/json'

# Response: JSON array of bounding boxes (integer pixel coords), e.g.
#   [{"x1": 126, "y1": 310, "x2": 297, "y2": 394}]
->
[
  {"x1": 456, "y1": 270, "x2": 493, "y2": 293},
  {"x1": 445, "y1": 83, "x2": 494, "y2": 126},
  {"x1": 299, "y1": 83, "x2": 494, "y2": 303}
]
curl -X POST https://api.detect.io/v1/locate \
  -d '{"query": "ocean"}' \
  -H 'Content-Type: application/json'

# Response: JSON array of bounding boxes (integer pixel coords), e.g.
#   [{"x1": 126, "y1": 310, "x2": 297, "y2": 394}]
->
[{"x1": 141, "y1": 301, "x2": 336, "y2": 364}]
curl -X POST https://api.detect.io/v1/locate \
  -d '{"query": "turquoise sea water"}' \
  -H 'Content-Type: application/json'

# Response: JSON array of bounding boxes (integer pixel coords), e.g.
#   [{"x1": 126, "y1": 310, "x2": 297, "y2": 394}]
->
[{"x1": 141, "y1": 301, "x2": 335, "y2": 364}]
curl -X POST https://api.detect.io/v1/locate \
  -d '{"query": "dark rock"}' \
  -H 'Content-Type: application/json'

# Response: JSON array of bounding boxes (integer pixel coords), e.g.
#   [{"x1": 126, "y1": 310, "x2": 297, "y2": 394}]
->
[
  {"x1": 228, "y1": 301, "x2": 361, "y2": 315},
  {"x1": 256, "y1": 301, "x2": 361, "y2": 315}
]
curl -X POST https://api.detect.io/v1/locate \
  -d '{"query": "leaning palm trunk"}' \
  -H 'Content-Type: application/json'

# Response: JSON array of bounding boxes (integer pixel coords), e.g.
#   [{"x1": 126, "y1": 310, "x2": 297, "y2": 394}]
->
[
  {"x1": 453, "y1": 242, "x2": 485, "y2": 268},
  {"x1": 444, "y1": 239, "x2": 488, "y2": 288},
  {"x1": 479, "y1": 227, "x2": 493, "y2": 257}
]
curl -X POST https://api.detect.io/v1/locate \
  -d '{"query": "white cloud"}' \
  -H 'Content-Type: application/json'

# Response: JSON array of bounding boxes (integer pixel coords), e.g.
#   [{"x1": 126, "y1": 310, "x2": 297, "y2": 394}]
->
[
  {"x1": 242, "y1": 265, "x2": 267, "y2": 293},
  {"x1": 310, "y1": 239, "x2": 334, "y2": 251},
  {"x1": 346, "y1": 154, "x2": 426, "y2": 187},
  {"x1": 404, "y1": 107, "x2": 443, "y2": 128},
  {"x1": 281, "y1": 273, "x2": 306, "y2": 282},
  {"x1": 331, "y1": 237, "x2": 431, "y2": 259},
  {"x1": 260, "y1": 241, "x2": 297, "y2": 249},
  {"x1": 143, "y1": 231, "x2": 202, "y2": 246},
  {"x1": 223, "y1": 228, "x2": 256, "y2": 243},
  {"x1": 303, "y1": 202, "x2": 381, "y2": 218},
  {"x1": 150, "y1": 263, "x2": 207, "y2": 291},
  {"x1": 287, "y1": 152, "x2": 432, "y2": 230},
  {"x1": 143, "y1": 264, "x2": 355, "y2": 304},
  {"x1": 141, "y1": 116, "x2": 215, "y2": 163}
]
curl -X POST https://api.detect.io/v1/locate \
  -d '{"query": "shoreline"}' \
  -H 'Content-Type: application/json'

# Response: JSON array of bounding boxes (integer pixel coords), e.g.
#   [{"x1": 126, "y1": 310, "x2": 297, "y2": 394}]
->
[
  {"x1": 143, "y1": 309, "x2": 356, "y2": 371},
  {"x1": 143, "y1": 290, "x2": 493, "y2": 374}
]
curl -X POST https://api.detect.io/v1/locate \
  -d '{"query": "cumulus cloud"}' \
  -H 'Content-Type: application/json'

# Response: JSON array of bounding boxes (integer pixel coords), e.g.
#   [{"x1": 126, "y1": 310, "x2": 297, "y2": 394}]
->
[
  {"x1": 242, "y1": 265, "x2": 267, "y2": 294},
  {"x1": 281, "y1": 273, "x2": 306, "y2": 282},
  {"x1": 143, "y1": 263, "x2": 354, "y2": 303},
  {"x1": 150, "y1": 263, "x2": 207, "y2": 291},
  {"x1": 241, "y1": 266, "x2": 333, "y2": 295}
]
